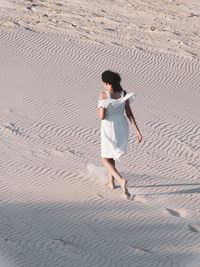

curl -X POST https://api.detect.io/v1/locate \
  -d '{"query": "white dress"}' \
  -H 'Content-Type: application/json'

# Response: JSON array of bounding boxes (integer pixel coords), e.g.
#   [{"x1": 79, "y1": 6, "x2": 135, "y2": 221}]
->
[{"x1": 98, "y1": 90, "x2": 136, "y2": 161}]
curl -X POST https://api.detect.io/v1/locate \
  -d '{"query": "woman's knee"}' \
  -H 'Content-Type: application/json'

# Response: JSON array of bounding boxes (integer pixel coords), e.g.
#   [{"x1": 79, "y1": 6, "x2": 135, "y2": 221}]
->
[
  {"x1": 102, "y1": 157, "x2": 112, "y2": 164},
  {"x1": 101, "y1": 157, "x2": 108, "y2": 163}
]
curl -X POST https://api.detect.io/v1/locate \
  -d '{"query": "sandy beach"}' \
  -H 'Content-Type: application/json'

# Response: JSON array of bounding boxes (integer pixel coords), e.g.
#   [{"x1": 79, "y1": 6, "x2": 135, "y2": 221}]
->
[{"x1": 0, "y1": 1, "x2": 200, "y2": 266}]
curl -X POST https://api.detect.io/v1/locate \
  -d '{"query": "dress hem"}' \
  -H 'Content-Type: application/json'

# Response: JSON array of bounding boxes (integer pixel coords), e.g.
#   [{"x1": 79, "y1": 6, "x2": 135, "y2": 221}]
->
[{"x1": 101, "y1": 151, "x2": 126, "y2": 161}]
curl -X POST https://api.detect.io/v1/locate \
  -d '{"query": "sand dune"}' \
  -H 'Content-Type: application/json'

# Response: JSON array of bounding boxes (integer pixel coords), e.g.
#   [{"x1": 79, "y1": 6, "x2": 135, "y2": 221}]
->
[
  {"x1": 0, "y1": 0, "x2": 200, "y2": 59},
  {"x1": 0, "y1": 1, "x2": 200, "y2": 266}
]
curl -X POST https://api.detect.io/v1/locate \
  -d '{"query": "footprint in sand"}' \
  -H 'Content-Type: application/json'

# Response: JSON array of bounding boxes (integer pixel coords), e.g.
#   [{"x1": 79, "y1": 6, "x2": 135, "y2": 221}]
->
[
  {"x1": 165, "y1": 207, "x2": 186, "y2": 218},
  {"x1": 133, "y1": 195, "x2": 147, "y2": 204},
  {"x1": 188, "y1": 224, "x2": 200, "y2": 233},
  {"x1": 130, "y1": 245, "x2": 151, "y2": 254}
]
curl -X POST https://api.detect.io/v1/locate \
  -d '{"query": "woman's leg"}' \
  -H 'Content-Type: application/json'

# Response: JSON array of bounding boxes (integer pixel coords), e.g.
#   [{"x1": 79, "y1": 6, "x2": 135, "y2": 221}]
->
[
  {"x1": 102, "y1": 157, "x2": 128, "y2": 193},
  {"x1": 107, "y1": 159, "x2": 115, "y2": 189}
]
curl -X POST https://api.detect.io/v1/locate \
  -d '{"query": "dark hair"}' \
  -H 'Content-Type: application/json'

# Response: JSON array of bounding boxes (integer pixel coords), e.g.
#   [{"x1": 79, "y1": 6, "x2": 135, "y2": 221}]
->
[{"x1": 102, "y1": 70, "x2": 122, "y2": 92}]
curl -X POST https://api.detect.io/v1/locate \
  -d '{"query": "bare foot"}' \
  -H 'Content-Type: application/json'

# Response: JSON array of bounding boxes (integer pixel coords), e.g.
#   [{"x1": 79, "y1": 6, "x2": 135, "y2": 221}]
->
[
  {"x1": 106, "y1": 183, "x2": 115, "y2": 190},
  {"x1": 121, "y1": 179, "x2": 128, "y2": 193}
]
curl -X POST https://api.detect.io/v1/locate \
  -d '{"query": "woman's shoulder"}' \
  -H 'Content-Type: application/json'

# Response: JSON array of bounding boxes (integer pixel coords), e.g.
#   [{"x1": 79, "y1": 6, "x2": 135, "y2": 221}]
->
[{"x1": 99, "y1": 91, "x2": 108, "y2": 100}]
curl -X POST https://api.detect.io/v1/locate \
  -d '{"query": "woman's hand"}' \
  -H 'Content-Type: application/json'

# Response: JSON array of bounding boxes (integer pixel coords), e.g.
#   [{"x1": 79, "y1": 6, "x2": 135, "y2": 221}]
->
[{"x1": 136, "y1": 130, "x2": 142, "y2": 142}]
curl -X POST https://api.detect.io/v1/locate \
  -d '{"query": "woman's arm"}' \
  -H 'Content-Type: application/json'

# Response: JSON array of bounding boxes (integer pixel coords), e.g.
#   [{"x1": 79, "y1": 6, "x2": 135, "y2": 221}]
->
[
  {"x1": 98, "y1": 92, "x2": 107, "y2": 120},
  {"x1": 124, "y1": 90, "x2": 142, "y2": 142},
  {"x1": 98, "y1": 107, "x2": 106, "y2": 120}
]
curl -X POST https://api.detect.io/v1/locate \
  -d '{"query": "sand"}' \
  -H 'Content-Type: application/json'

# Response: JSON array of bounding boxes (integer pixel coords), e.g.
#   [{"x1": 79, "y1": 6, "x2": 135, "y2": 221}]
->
[{"x1": 0, "y1": 1, "x2": 200, "y2": 266}]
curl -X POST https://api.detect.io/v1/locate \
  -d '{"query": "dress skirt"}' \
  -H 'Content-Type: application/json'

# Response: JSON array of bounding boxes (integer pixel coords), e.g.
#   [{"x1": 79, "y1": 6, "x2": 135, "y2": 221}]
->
[{"x1": 101, "y1": 114, "x2": 129, "y2": 160}]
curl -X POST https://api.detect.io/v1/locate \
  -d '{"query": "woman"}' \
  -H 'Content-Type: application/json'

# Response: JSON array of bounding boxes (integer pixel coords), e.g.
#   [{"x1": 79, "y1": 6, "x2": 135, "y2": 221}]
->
[{"x1": 98, "y1": 70, "x2": 142, "y2": 199}]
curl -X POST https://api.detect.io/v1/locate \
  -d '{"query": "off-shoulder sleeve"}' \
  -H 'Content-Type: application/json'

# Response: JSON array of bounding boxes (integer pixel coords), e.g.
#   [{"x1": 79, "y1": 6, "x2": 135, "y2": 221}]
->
[
  {"x1": 125, "y1": 92, "x2": 136, "y2": 104},
  {"x1": 98, "y1": 98, "x2": 110, "y2": 108},
  {"x1": 111, "y1": 92, "x2": 137, "y2": 108}
]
